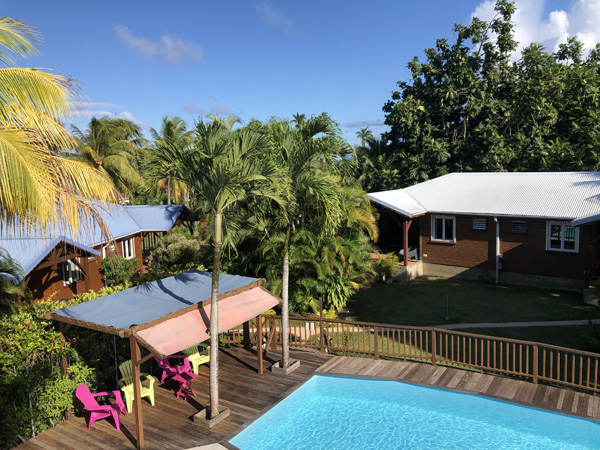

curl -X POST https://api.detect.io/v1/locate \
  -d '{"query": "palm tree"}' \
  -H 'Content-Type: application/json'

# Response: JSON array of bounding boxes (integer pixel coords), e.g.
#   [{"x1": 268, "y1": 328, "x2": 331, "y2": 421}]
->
[
  {"x1": 166, "y1": 116, "x2": 281, "y2": 418},
  {"x1": 70, "y1": 116, "x2": 145, "y2": 194},
  {"x1": 291, "y1": 113, "x2": 306, "y2": 129},
  {"x1": 0, "y1": 248, "x2": 25, "y2": 313},
  {"x1": 0, "y1": 17, "x2": 116, "y2": 236},
  {"x1": 261, "y1": 114, "x2": 351, "y2": 369},
  {"x1": 356, "y1": 127, "x2": 373, "y2": 147},
  {"x1": 147, "y1": 116, "x2": 194, "y2": 204}
]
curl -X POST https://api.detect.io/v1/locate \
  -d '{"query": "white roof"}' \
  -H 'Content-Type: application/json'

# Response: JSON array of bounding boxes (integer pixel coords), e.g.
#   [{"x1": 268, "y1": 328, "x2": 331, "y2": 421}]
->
[{"x1": 368, "y1": 172, "x2": 600, "y2": 221}]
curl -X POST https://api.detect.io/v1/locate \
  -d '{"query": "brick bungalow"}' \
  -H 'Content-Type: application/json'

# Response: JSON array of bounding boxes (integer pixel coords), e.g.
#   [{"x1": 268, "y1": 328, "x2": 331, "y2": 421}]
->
[
  {"x1": 0, "y1": 203, "x2": 186, "y2": 300},
  {"x1": 368, "y1": 172, "x2": 600, "y2": 292}
]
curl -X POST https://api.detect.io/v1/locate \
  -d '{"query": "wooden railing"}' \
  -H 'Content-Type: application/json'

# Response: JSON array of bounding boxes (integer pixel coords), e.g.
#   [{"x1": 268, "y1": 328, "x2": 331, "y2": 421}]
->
[{"x1": 220, "y1": 315, "x2": 600, "y2": 395}]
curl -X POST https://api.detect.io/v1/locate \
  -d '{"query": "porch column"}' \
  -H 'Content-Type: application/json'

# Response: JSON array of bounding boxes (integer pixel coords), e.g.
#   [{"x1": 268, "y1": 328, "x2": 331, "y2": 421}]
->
[
  {"x1": 129, "y1": 336, "x2": 144, "y2": 450},
  {"x1": 402, "y1": 220, "x2": 412, "y2": 266}
]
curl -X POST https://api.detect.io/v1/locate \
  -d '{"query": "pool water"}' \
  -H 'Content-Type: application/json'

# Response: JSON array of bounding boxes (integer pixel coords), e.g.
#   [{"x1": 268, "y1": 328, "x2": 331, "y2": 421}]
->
[{"x1": 230, "y1": 375, "x2": 600, "y2": 450}]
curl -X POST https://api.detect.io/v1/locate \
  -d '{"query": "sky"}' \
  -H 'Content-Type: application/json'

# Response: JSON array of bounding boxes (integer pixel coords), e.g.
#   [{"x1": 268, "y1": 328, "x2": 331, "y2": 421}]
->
[{"x1": 4, "y1": 0, "x2": 600, "y2": 145}]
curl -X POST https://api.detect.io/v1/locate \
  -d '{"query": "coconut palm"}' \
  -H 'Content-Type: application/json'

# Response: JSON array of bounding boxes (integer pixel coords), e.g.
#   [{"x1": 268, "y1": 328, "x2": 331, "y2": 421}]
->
[
  {"x1": 0, "y1": 17, "x2": 116, "y2": 236},
  {"x1": 0, "y1": 248, "x2": 25, "y2": 313},
  {"x1": 167, "y1": 116, "x2": 282, "y2": 418},
  {"x1": 147, "y1": 116, "x2": 194, "y2": 204},
  {"x1": 70, "y1": 116, "x2": 145, "y2": 194},
  {"x1": 356, "y1": 127, "x2": 373, "y2": 146}
]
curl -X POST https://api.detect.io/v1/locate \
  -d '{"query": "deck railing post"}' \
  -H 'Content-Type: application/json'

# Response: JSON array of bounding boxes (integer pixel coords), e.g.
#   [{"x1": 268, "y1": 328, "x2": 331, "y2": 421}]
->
[
  {"x1": 431, "y1": 330, "x2": 437, "y2": 367},
  {"x1": 374, "y1": 326, "x2": 379, "y2": 360},
  {"x1": 319, "y1": 318, "x2": 325, "y2": 354},
  {"x1": 257, "y1": 315, "x2": 263, "y2": 375},
  {"x1": 533, "y1": 344, "x2": 539, "y2": 384}
]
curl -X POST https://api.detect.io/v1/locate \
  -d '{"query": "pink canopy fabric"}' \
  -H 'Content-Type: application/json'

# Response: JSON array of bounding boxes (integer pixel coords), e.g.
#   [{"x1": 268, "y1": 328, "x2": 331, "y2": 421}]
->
[{"x1": 134, "y1": 287, "x2": 279, "y2": 358}]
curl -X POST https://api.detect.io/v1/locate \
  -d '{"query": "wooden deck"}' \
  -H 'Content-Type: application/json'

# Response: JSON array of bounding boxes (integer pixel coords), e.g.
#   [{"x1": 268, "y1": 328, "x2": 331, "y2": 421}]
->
[
  {"x1": 17, "y1": 348, "x2": 331, "y2": 450},
  {"x1": 317, "y1": 357, "x2": 600, "y2": 421}
]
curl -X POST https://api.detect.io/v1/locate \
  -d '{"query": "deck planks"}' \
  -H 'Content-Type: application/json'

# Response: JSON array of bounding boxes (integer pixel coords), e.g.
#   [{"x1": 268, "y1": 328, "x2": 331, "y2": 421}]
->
[
  {"x1": 17, "y1": 348, "x2": 331, "y2": 450},
  {"x1": 317, "y1": 358, "x2": 600, "y2": 422}
]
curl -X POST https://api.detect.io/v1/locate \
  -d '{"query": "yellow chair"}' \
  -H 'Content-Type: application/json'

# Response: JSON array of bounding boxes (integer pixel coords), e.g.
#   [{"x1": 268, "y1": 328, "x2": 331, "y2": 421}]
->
[
  {"x1": 180, "y1": 345, "x2": 210, "y2": 374},
  {"x1": 118, "y1": 360, "x2": 156, "y2": 413}
]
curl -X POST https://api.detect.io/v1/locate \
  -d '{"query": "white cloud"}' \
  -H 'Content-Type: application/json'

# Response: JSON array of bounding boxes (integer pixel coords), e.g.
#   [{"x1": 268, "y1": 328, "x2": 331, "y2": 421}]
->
[
  {"x1": 75, "y1": 107, "x2": 147, "y2": 129},
  {"x1": 182, "y1": 96, "x2": 241, "y2": 117},
  {"x1": 113, "y1": 24, "x2": 204, "y2": 65},
  {"x1": 256, "y1": 2, "x2": 294, "y2": 33},
  {"x1": 472, "y1": 0, "x2": 600, "y2": 57},
  {"x1": 342, "y1": 119, "x2": 386, "y2": 128}
]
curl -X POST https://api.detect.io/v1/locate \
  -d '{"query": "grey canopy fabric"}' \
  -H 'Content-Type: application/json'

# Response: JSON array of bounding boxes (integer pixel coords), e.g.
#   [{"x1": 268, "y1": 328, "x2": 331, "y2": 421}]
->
[{"x1": 51, "y1": 270, "x2": 261, "y2": 331}]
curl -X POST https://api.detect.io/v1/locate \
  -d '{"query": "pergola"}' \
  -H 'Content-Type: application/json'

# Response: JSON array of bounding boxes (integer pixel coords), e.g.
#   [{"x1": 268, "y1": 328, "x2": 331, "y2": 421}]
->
[{"x1": 45, "y1": 270, "x2": 280, "y2": 450}]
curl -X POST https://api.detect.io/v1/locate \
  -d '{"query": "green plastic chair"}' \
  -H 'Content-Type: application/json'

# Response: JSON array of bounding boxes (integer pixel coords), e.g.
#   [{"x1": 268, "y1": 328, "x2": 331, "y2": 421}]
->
[
  {"x1": 180, "y1": 345, "x2": 210, "y2": 374},
  {"x1": 118, "y1": 360, "x2": 156, "y2": 413}
]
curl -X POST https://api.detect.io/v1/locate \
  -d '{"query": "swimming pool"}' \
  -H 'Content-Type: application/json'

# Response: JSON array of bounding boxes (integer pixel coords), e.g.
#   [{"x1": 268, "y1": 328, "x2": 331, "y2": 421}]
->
[{"x1": 230, "y1": 375, "x2": 600, "y2": 450}]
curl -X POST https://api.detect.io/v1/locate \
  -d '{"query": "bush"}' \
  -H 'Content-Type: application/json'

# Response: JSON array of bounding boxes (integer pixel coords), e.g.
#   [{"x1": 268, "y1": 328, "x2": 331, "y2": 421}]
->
[
  {"x1": 100, "y1": 256, "x2": 139, "y2": 286},
  {"x1": 377, "y1": 253, "x2": 399, "y2": 281},
  {"x1": 150, "y1": 232, "x2": 201, "y2": 272}
]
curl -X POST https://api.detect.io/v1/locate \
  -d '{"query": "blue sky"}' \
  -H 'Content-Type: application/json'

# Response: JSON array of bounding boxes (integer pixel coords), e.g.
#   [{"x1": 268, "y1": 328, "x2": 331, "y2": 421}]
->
[{"x1": 4, "y1": 1, "x2": 595, "y2": 145}]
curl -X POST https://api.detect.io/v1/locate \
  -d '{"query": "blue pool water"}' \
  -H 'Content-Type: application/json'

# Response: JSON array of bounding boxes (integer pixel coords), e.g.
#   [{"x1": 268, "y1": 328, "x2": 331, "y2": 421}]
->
[{"x1": 230, "y1": 375, "x2": 600, "y2": 450}]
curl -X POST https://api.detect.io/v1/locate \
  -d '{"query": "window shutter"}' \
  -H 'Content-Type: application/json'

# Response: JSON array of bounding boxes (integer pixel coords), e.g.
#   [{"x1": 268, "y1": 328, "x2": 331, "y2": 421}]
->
[
  {"x1": 472, "y1": 218, "x2": 486, "y2": 230},
  {"x1": 511, "y1": 221, "x2": 527, "y2": 233}
]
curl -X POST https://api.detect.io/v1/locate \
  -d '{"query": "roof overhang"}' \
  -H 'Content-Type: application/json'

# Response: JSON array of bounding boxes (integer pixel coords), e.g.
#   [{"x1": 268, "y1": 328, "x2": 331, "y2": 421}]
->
[
  {"x1": 571, "y1": 213, "x2": 600, "y2": 228},
  {"x1": 367, "y1": 189, "x2": 427, "y2": 218}
]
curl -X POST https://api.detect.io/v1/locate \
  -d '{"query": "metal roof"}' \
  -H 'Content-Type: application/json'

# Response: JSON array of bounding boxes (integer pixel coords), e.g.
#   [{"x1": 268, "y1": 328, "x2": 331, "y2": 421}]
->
[
  {"x1": 50, "y1": 270, "x2": 261, "y2": 331},
  {"x1": 0, "y1": 203, "x2": 185, "y2": 279},
  {"x1": 369, "y1": 172, "x2": 600, "y2": 220}
]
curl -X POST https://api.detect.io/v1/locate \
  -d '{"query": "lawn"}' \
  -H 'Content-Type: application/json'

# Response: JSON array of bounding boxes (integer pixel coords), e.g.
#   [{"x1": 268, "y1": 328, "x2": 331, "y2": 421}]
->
[{"x1": 346, "y1": 276, "x2": 600, "y2": 327}]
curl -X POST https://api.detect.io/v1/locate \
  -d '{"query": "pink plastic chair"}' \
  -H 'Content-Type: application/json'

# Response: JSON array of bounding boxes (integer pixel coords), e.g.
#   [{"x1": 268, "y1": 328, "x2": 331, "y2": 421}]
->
[
  {"x1": 153, "y1": 355, "x2": 192, "y2": 384},
  {"x1": 75, "y1": 384, "x2": 127, "y2": 431}
]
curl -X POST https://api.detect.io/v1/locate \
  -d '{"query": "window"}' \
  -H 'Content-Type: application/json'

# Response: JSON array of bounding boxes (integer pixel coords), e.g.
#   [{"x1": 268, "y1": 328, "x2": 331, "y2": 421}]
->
[
  {"x1": 431, "y1": 216, "x2": 456, "y2": 243},
  {"x1": 472, "y1": 218, "x2": 486, "y2": 231},
  {"x1": 102, "y1": 244, "x2": 116, "y2": 259},
  {"x1": 62, "y1": 259, "x2": 82, "y2": 286},
  {"x1": 511, "y1": 220, "x2": 527, "y2": 234},
  {"x1": 122, "y1": 238, "x2": 135, "y2": 259},
  {"x1": 546, "y1": 222, "x2": 579, "y2": 253}
]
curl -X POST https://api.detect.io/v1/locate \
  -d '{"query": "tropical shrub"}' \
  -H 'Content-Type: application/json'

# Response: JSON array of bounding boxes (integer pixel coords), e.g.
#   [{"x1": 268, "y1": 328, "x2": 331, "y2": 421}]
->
[
  {"x1": 100, "y1": 255, "x2": 139, "y2": 286},
  {"x1": 150, "y1": 231, "x2": 201, "y2": 272},
  {"x1": 378, "y1": 253, "x2": 399, "y2": 282}
]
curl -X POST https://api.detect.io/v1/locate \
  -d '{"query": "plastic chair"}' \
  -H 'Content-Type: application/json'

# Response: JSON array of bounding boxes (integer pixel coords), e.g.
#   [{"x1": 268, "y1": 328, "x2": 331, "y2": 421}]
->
[
  {"x1": 75, "y1": 384, "x2": 127, "y2": 431},
  {"x1": 118, "y1": 360, "x2": 156, "y2": 413},
  {"x1": 180, "y1": 345, "x2": 210, "y2": 374},
  {"x1": 153, "y1": 354, "x2": 191, "y2": 384}
]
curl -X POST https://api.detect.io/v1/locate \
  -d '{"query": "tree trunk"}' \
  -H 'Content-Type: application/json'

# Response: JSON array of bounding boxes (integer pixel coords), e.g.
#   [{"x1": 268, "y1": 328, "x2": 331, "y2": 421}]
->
[
  {"x1": 167, "y1": 178, "x2": 171, "y2": 205},
  {"x1": 281, "y1": 224, "x2": 291, "y2": 369},
  {"x1": 209, "y1": 212, "x2": 222, "y2": 418}
]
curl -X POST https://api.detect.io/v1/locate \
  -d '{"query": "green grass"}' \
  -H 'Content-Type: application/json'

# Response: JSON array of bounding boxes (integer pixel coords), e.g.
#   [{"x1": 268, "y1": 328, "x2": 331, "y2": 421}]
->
[{"x1": 347, "y1": 276, "x2": 600, "y2": 326}]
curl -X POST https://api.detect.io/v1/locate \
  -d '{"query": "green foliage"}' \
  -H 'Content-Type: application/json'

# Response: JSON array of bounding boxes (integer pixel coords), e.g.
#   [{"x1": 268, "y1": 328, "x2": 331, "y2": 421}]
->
[
  {"x1": 377, "y1": 253, "x2": 399, "y2": 281},
  {"x1": 0, "y1": 247, "x2": 26, "y2": 313},
  {"x1": 586, "y1": 320, "x2": 600, "y2": 352},
  {"x1": 150, "y1": 232, "x2": 201, "y2": 272},
  {"x1": 100, "y1": 255, "x2": 139, "y2": 286},
  {"x1": 378, "y1": 0, "x2": 600, "y2": 189}
]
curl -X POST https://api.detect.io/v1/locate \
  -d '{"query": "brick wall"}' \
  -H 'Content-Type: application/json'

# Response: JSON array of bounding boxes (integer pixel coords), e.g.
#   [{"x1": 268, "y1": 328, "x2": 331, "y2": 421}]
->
[{"x1": 421, "y1": 214, "x2": 591, "y2": 281}]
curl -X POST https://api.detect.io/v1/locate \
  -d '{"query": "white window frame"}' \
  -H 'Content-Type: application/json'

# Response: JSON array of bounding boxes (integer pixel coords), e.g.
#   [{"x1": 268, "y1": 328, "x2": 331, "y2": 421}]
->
[
  {"x1": 62, "y1": 259, "x2": 82, "y2": 286},
  {"x1": 122, "y1": 238, "x2": 135, "y2": 259},
  {"x1": 545, "y1": 221, "x2": 579, "y2": 253},
  {"x1": 431, "y1": 215, "x2": 456, "y2": 243}
]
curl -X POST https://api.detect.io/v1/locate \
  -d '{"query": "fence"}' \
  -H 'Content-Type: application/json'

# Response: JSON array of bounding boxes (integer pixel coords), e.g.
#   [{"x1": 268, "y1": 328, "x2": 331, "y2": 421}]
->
[{"x1": 221, "y1": 315, "x2": 600, "y2": 395}]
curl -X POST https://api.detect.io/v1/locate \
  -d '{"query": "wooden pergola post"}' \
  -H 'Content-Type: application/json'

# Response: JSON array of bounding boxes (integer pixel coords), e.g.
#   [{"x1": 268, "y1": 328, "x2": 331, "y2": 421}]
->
[
  {"x1": 129, "y1": 336, "x2": 144, "y2": 450},
  {"x1": 256, "y1": 315, "x2": 263, "y2": 375}
]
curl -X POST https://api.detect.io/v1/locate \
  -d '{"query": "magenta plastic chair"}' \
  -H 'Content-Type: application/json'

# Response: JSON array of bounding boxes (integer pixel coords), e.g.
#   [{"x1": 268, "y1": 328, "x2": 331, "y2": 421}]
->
[
  {"x1": 153, "y1": 355, "x2": 191, "y2": 384},
  {"x1": 75, "y1": 384, "x2": 127, "y2": 431}
]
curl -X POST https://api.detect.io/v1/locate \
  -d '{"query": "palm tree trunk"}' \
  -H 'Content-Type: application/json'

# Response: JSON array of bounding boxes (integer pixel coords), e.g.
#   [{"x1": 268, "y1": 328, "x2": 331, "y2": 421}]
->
[
  {"x1": 167, "y1": 178, "x2": 171, "y2": 205},
  {"x1": 209, "y1": 212, "x2": 222, "y2": 418},
  {"x1": 281, "y1": 224, "x2": 291, "y2": 369}
]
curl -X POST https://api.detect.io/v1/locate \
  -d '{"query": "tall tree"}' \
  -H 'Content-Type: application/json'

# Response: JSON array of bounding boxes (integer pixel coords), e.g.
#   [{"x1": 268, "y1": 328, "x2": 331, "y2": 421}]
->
[
  {"x1": 148, "y1": 116, "x2": 194, "y2": 204},
  {"x1": 356, "y1": 127, "x2": 373, "y2": 147},
  {"x1": 70, "y1": 116, "x2": 145, "y2": 194},
  {"x1": 0, "y1": 248, "x2": 25, "y2": 313},
  {"x1": 381, "y1": 1, "x2": 600, "y2": 187},
  {"x1": 167, "y1": 116, "x2": 281, "y2": 418},
  {"x1": 0, "y1": 17, "x2": 116, "y2": 236}
]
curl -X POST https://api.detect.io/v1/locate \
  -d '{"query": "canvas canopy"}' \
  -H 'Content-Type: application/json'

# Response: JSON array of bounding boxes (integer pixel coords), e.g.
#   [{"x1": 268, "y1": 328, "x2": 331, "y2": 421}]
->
[{"x1": 47, "y1": 270, "x2": 269, "y2": 336}]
